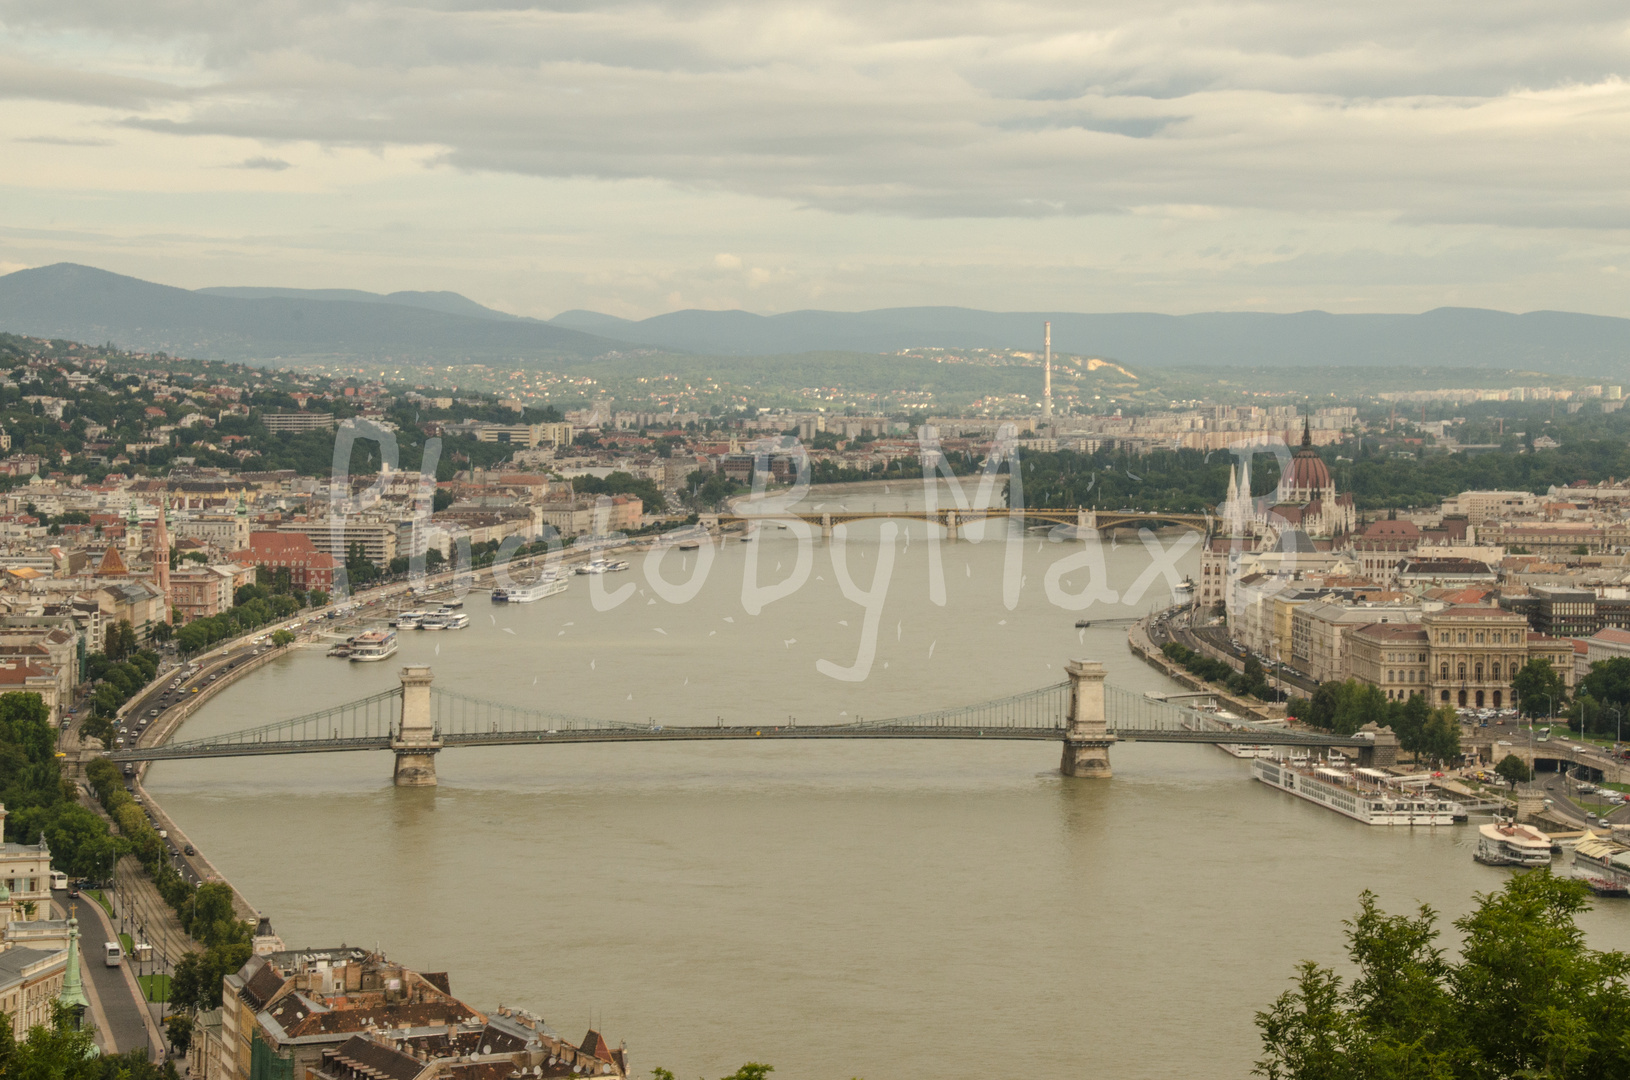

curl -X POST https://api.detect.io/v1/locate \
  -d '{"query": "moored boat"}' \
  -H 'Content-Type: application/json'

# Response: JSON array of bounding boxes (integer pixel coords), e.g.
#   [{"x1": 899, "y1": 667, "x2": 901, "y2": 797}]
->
[
  {"x1": 495, "y1": 577, "x2": 569, "y2": 603},
  {"x1": 348, "y1": 630, "x2": 398, "y2": 662},
  {"x1": 1474, "y1": 822, "x2": 1553, "y2": 866},
  {"x1": 1251, "y1": 756, "x2": 1461, "y2": 826}
]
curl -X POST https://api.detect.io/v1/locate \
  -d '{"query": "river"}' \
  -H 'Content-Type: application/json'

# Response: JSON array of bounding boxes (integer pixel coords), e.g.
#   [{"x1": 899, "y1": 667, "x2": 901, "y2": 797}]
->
[{"x1": 147, "y1": 496, "x2": 1630, "y2": 1079}]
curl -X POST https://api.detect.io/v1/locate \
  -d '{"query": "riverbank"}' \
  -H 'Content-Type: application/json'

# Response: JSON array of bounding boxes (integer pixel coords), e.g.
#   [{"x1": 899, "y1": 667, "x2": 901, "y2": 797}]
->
[{"x1": 1126, "y1": 610, "x2": 1287, "y2": 723}]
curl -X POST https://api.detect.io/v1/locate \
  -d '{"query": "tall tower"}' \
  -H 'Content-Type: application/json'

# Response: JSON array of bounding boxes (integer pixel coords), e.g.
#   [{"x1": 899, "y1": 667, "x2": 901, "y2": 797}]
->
[
  {"x1": 153, "y1": 495, "x2": 172, "y2": 622},
  {"x1": 1042, "y1": 321, "x2": 1053, "y2": 429}
]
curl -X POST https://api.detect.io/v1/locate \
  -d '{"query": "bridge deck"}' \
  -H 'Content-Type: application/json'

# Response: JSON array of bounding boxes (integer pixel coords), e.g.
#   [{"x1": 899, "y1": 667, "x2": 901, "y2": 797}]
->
[{"x1": 110, "y1": 724, "x2": 1367, "y2": 762}]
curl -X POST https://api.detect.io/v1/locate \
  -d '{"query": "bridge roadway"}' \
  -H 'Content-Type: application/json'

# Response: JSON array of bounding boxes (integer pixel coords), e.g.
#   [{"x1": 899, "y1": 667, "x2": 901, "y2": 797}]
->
[
  {"x1": 716, "y1": 506, "x2": 1209, "y2": 536},
  {"x1": 110, "y1": 723, "x2": 1368, "y2": 762}
]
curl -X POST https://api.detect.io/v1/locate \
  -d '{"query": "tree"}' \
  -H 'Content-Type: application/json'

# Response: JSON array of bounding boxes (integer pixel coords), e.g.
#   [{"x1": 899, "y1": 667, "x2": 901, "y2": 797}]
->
[
  {"x1": 271, "y1": 629, "x2": 295, "y2": 647},
  {"x1": 1255, "y1": 873, "x2": 1630, "y2": 1080},
  {"x1": 166, "y1": 1013, "x2": 195, "y2": 1055},
  {"x1": 1511, "y1": 657, "x2": 1566, "y2": 720},
  {"x1": 103, "y1": 618, "x2": 137, "y2": 660},
  {"x1": 1420, "y1": 705, "x2": 1462, "y2": 766},
  {"x1": 1495, "y1": 753, "x2": 1532, "y2": 785},
  {"x1": 1576, "y1": 657, "x2": 1630, "y2": 736}
]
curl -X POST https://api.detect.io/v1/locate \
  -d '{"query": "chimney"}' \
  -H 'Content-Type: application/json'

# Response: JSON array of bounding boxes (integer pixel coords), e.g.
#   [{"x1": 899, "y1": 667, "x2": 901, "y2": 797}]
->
[{"x1": 1042, "y1": 321, "x2": 1053, "y2": 431}]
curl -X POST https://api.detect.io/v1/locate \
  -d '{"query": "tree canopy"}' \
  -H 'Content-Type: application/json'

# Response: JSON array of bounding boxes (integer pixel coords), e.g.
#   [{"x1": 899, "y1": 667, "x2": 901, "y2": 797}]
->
[{"x1": 1256, "y1": 872, "x2": 1630, "y2": 1080}]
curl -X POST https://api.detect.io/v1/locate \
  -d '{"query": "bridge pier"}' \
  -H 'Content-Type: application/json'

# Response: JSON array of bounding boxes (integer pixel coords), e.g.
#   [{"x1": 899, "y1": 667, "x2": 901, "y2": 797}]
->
[
  {"x1": 1077, "y1": 509, "x2": 1095, "y2": 535},
  {"x1": 944, "y1": 510, "x2": 958, "y2": 541},
  {"x1": 821, "y1": 512, "x2": 833, "y2": 540},
  {"x1": 1061, "y1": 659, "x2": 1115, "y2": 778},
  {"x1": 391, "y1": 665, "x2": 443, "y2": 786}
]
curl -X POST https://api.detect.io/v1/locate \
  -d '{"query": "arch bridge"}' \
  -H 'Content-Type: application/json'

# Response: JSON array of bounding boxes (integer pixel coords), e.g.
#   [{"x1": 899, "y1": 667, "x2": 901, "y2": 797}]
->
[
  {"x1": 714, "y1": 507, "x2": 1209, "y2": 539},
  {"x1": 110, "y1": 662, "x2": 1385, "y2": 786}
]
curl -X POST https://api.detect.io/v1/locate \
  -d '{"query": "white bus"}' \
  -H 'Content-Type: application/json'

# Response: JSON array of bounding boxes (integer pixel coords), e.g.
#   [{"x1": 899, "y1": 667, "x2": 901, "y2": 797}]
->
[
  {"x1": 49, "y1": 871, "x2": 68, "y2": 891},
  {"x1": 104, "y1": 941, "x2": 123, "y2": 967}
]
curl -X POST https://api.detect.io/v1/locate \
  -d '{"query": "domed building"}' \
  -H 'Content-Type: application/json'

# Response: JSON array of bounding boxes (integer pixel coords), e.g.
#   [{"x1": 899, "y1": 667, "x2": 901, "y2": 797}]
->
[{"x1": 1274, "y1": 419, "x2": 1355, "y2": 540}]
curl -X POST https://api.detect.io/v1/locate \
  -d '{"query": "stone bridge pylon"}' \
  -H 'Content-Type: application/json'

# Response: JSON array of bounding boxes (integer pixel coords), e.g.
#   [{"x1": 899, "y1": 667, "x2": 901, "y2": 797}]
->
[
  {"x1": 391, "y1": 664, "x2": 442, "y2": 786},
  {"x1": 1061, "y1": 659, "x2": 1116, "y2": 778}
]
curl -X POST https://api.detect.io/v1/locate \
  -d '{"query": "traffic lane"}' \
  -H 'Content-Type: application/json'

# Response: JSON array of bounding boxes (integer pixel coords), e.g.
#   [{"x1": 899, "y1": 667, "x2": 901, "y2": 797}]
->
[{"x1": 67, "y1": 889, "x2": 156, "y2": 1056}]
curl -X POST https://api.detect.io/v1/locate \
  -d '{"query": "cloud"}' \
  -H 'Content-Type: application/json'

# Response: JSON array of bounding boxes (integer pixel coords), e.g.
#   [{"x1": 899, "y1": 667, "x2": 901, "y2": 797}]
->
[
  {"x1": 3, "y1": 3, "x2": 1630, "y2": 228},
  {"x1": 13, "y1": 134, "x2": 113, "y2": 146},
  {"x1": 231, "y1": 156, "x2": 293, "y2": 171}
]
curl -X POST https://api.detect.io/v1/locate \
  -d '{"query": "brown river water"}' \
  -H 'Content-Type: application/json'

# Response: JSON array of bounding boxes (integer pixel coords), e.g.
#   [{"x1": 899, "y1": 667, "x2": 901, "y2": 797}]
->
[{"x1": 147, "y1": 506, "x2": 1630, "y2": 1079}]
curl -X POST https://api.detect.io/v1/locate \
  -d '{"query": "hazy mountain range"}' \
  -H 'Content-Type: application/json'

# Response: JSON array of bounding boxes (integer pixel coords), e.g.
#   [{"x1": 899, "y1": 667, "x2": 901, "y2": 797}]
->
[{"x1": 2, "y1": 263, "x2": 1628, "y2": 376}]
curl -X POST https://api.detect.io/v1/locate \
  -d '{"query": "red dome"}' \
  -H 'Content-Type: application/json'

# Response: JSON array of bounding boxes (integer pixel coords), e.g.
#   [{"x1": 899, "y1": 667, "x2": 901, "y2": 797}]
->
[{"x1": 1285, "y1": 421, "x2": 1331, "y2": 492}]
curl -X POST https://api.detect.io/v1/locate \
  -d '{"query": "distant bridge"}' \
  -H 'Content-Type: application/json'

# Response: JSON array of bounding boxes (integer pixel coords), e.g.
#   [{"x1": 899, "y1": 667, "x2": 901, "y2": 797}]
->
[
  {"x1": 712, "y1": 507, "x2": 1210, "y2": 539},
  {"x1": 111, "y1": 662, "x2": 1382, "y2": 786}
]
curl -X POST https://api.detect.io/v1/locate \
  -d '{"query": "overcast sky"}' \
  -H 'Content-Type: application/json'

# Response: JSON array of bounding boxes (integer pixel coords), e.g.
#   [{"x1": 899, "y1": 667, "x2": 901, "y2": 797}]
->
[{"x1": 3, "y1": 1, "x2": 1630, "y2": 319}]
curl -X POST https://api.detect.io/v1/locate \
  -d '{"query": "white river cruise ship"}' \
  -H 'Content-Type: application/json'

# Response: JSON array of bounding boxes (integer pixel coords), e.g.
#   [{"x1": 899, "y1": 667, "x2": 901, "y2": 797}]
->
[{"x1": 1251, "y1": 757, "x2": 1460, "y2": 826}]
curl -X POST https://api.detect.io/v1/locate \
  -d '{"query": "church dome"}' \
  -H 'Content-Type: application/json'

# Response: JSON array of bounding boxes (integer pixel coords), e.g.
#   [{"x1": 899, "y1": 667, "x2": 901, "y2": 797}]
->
[{"x1": 1285, "y1": 421, "x2": 1331, "y2": 492}]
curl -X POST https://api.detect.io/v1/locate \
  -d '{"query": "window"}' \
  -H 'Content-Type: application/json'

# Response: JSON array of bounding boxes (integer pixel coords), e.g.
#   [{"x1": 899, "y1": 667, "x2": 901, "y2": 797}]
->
[
  {"x1": 1475, "y1": 664, "x2": 1483, "y2": 681},
  {"x1": 1458, "y1": 663, "x2": 1467, "y2": 679},
  {"x1": 1440, "y1": 663, "x2": 1450, "y2": 679},
  {"x1": 1388, "y1": 670, "x2": 1395, "y2": 682},
  {"x1": 1458, "y1": 632, "x2": 1468, "y2": 643},
  {"x1": 1475, "y1": 632, "x2": 1485, "y2": 643},
  {"x1": 1492, "y1": 663, "x2": 1501, "y2": 680}
]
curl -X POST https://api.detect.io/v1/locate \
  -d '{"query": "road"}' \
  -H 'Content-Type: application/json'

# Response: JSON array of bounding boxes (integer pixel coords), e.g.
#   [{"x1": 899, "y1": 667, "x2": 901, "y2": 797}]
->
[{"x1": 60, "y1": 887, "x2": 161, "y2": 1057}]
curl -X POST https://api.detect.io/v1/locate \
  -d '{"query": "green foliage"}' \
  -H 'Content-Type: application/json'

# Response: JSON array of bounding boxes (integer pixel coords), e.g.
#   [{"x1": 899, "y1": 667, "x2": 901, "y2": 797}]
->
[
  {"x1": 686, "y1": 469, "x2": 744, "y2": 508},
  {"x1": 84, "y1": 649, "x2": 159, "y2": 719},
  {"x1": 166, "y1": 1013, "x2": 194, "y2": 1054},
  {"x1": 1255, "y1": 873, "x2": 1630, "y2": 1079},
  {"x1": 103, "y1": 619, "x2": 138, "y2": 660},
  {"x1": 1574, "y1": 658, "x2": 1630, "y2": 737},
  {"x1": 572, "y1": 470, "x2": 667, "y2": 512},
  {"x1": 1512, "y1": 658, "x2": 1567, "y2": 719},
  {"x1": 1496, "y1": 754, "x2": 1533, "y2": 785},
  {"x1": 0, "y1": 1002, "x2": 183, "y2": 1080},
  {"x1": 170, "y1": 943, "x2": 255, "y2": 1011},
  {"x1": 175, "y1": 593, "x2": 301, "y2": 654},
  {"x1": 271, "y1": 629, "x2": 296, "y2": 647},
  {"x1": 1160, "y1": 641, "x2": 1241, "y2": 687}
]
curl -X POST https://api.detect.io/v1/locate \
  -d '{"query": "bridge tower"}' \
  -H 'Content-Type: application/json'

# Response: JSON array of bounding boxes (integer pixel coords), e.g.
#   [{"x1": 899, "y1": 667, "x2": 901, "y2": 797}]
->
[
  {"x1": 391, "y1": 665, "x2": 442, "y2": 787},
  {"x1": 1061, "y1": 659, "x2": 1115, "y2": 778},
  {"x1": 1076, "y1": 508, "x2": 1095, "y2": 534},
  {"x1": 943, "y1": 509, "x2": 958, "y2": 541}
]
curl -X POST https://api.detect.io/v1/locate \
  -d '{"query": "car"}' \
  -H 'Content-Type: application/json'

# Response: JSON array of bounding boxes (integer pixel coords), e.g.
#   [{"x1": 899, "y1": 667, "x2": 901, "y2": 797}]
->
[
  {"x1": 209, "y1": 674, "x2": 218, "y2": 681},
  {"x1": 183, "y1": 844, "x2": 195, "y2": 856},
  {"x1": 149, "y1": 708, "x2": 160, "y2": 717}
]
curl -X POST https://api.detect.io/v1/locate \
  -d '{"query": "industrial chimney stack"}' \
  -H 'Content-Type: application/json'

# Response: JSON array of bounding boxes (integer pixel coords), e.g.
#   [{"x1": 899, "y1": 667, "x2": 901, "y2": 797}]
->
[{"x1": 1042, "y1": 321, "x2": 1053, "y2": 430}]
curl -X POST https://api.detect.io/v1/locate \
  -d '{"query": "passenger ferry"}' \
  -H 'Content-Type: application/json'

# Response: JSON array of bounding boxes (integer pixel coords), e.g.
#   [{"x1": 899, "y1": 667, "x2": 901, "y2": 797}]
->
[
  {"x1": 1474, "y1": 822, "x2": 1553, "y2": 866},
  {"x1": 393, "y1": 610, "x2": 429, "y2": 629},
  {"x1": 492, "y1": 577, "x2": 569, "y2": 603},
  {"x1": 419, "y1": 611, "x2": 471, "y2": 630},
  {"x1": 1171, "y1": 576, "x2": 1196, "y2": 606},
  {"x1": 348, "y1": 630, "x2": 399, "y2": 662},
  {"x1": 1568, "y1": 835, "x2": 1630, "y2": 894},
  {"x1": 575, "y1": 559, "x2": 631, "y2": 575},
  {"x1": 1251, "y1": 756, "x2": 1461, "y2": 826}
]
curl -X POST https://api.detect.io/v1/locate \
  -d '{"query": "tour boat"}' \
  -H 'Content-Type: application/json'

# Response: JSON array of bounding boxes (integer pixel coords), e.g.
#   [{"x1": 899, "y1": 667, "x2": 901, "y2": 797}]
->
[
  {"x1": 1172, "y1": 576, "x2": 1196, "y2": 606},
  {"x1": 393, "y1": 610, "x2": 428, "y2": 629},
  {"x1": 493, "y1": 577, "x2": 568, "y2": 603},
  {"x1": 348, "y1": 630, "x2": 399, "y2": 662},
  {"x1": 678, "y1": 541, "x2": 701, "y2": 551},
  {"x1": 419, "y1": 615, "x2": 448, "y2": 630},
  {"x1": 439, "y1": 612, "x2": 470, "y2": 629},
  {"x1": 1568, "y1": 836, "x2": 1630, "y2": 890},
  {"x1": 1473, "y1": 822, "x2": 1553, "y2": 867},
  {"x1": 1251, "y1": 756, "x2": 1461, "y2": 826}
]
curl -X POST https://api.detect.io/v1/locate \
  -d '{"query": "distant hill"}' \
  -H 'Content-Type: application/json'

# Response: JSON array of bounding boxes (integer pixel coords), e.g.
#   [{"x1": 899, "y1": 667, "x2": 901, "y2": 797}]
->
[
  {"x1": 0, "y1": 264, "x2": 621, "y2": 363},
  {"x1": 550, "y1": 306, "x2": 1630, "y2": 375},
  {"x1": 4, "y1": 263, "x2": 1629, "y2": 375}
]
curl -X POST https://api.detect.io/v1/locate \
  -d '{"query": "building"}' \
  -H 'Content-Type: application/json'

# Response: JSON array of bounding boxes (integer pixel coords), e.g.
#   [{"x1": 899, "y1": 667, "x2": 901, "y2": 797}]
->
[
  {"x1": 212, "y1": 947, "x2": 627, "y2": 1080},
  {"x1": 279, "y1": 520, "x2": 397, "y2": 567},
  {"x1": 231, "y1": 533, "x2": 339, "y2": 591},
  {"x1": 467, "y1": 422, "x2": 574, "y2": 449},
  {"x1": 0, "y1": 805, "x2": 55, "y2": 923},
  {"x1": 263, "y1": 412, "x2": 337, "y2": 434},
  {"x1": 1291, "y1": 599, "x2": 1421, "y2": 685},
  {"x1": 171, "y1": 564, "x2": 245, "y2": 623},
  {"x1": 1395, "y1": 557, "x2": 1498, "y2": 590},
  {"x1": 1346, "y1": 605, "x2": 1576, "y2": 711},
  {"x1": 1272, "y1": 421, "x2": 1357, "y2": 539}
]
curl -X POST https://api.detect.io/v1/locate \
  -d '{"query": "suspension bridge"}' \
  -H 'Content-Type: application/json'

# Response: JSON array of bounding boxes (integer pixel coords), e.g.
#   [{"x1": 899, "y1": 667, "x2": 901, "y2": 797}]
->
[
  {"x1": 712, "y1": 507, "x2": 1209, "y2": 539},
  {"x1": 108, "y1": 662, "x2": 1390, "y2": 785}
]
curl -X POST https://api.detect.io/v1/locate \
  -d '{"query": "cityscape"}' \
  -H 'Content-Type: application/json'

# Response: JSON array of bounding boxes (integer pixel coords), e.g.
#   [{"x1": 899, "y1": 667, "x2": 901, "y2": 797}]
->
[{"x1": 5, "y1": 5, "x2": 1630, "y2": 1080}]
